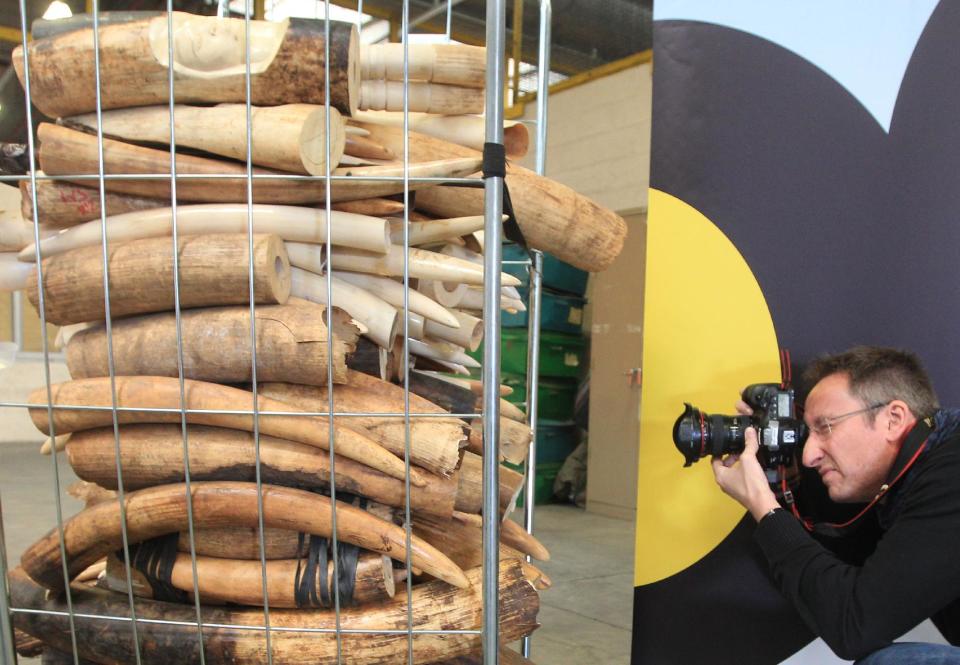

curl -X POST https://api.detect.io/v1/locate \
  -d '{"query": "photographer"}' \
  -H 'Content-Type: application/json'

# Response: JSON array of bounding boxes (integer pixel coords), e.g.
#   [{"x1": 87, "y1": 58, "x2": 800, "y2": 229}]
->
[{"x1": 712, "y1": 346, "x2": 960, "y2": 664}]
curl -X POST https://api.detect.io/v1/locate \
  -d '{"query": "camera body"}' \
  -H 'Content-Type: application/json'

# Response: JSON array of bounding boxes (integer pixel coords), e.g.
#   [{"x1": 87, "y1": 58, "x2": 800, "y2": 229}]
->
[{"x1": 673, "y1": 383, "x2": 808, "y2": 477}]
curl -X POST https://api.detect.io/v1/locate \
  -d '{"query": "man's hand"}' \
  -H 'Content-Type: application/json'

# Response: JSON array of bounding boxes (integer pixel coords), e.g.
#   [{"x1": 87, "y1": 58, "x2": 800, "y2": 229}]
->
[{"x1": 711, "y1": 425, "x2": 781, "y2": 521}]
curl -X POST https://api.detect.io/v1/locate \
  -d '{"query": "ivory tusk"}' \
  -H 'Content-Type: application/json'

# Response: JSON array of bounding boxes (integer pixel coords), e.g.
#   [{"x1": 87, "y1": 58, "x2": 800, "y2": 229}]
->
[
  {"x1": 429, "y1": 284, "x2": 525, "y2": 313},
  {"x1": 356, "y1": 120, "x2": 628, "y2": 272},
  {"x1": 26, "y1": 234, "x2": 290, "y2": 326},
  {"x1": 19, "y1": 204, "x2": 390, "y2": 263},
  {"x1": 288, "y1": 242, "x2": 521, "y2": 287},
  {"x1": 289, "y1": 266, "x2": 399, "y2": 350},
  {"x1": 408, "y1": 337, "x2": 480, "y2": 369},
  {"x1": 8, "y1": 561, "x2": 540, "y2": 664},
  {"x1": 65, "y1": 103, "x2": 347, "y2": 176},
  {"x1": 360, "y1": 43, "x2": 486, "y2": 88},
  {"x1": 412, "y1": 368, "x2": 513, "y2": 396},
  {"x1": 358, "y1": 80, "x2": 484, "y2": 115},
  {"x1": 331, "y1": 197, "x2": 405, "y2": 217},
  {"x1": 406, "y1": 312, "x2": 425, "y2": 340},
  {"x1": 28, "y1": 376, "x2": 421, "y2": 486},
  {"x1": 424, "y1": 279, "x2": 469, "y2": 308},
  {"x1": 350, "y1": 112, "x2": 529, "y2": 158},
  {"x1": 344, "y1": 133, "x2": 396, "y2": 161},
  {"x1": 388, "y1": 215, "x2": 492, "y2": 246},
  {"x1": 423, "y1": 309, "x2": 483, "y2": 352},
  {"x1": 66, "y1": 424, "x2": 457, "y2": 518},
  {"x1": 0, "y1": 253, "x2": 34, "y2": 292},
  {"x1": 64, "y1": 304, "x2": 359, "y2": 386},
  {"x1": 337, "y1": 154, "x2": 394, "y2": 167},
  {"x1": 39, "y1": 433, "x2": 71, "y2": 456},
  {"x1": 55, "y1": 322, "x2": 96, "y2": 350},
  {"x1": 14, "y1": 13, "x2": 360, "y2": 117},
  {"x1": 0, "y1": 221, "x2": 57, "y2": 252},
  {"x1": 21, "y1": 176, "x2": 168, "y2": 228},
  {"x1": 501, "y1": 284, "x2": 521, "y2": 301},
  {"x1": 35, "y1": 123, "x2": 481, "y2": 204},
  {"x1": 417, "y1": 357, "x2": 470, "y2": 376},
  {"x1": 165, "y1": 551, "x2": 397, "y2": 608},
  {"x1": 333, "y1": 270, "x2": 460, "y2": 328},
  {"x1": 18, "y1": 481, "x2": 468, "y2": 591}
]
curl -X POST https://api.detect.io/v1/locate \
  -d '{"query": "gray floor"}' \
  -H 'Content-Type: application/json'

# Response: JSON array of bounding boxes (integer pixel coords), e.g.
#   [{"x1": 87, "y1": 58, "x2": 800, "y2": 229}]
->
[{"x1": 0, "y1": 427, "x2": 634, "y2": 664}]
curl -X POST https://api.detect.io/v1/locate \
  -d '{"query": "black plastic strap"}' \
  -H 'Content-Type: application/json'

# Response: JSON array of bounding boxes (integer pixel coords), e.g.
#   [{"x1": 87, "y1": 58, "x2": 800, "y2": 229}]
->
[
  {"x1": 313, "y1": 535, "x2": 329, "y2": 607},
  {"x1": 500, "y1": 181, "x2": 530, "y2": 251},
  {"x1": 293, "y1": 494, "x2": 367, "y2": 608},
  {"x1": 482, "y1": 142, "x2": 507, "y2": 179},
  {"x1": 480, "y1": 141, "x2": 531, "y2": 248},
  {"x1": 127, "y1": 534, "x2": 188, "y2": 604}
]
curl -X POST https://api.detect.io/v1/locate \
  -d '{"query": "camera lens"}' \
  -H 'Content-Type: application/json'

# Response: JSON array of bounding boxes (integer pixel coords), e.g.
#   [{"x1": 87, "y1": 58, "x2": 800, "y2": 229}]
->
[{"x1": 672, "y1": 403, "x2": 753, "y2": 466}]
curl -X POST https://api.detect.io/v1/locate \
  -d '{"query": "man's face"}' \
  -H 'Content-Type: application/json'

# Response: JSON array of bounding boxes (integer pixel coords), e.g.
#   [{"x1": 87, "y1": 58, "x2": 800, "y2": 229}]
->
[{"x1": 801, "y1": 373, "x2": 897, "y2": 503}]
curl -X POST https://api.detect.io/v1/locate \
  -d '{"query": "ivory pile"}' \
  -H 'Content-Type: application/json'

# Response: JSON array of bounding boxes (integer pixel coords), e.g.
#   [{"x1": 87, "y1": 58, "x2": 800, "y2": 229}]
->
[{"x1": 3, "y1": 8, "x2": 632, "y2": 662}]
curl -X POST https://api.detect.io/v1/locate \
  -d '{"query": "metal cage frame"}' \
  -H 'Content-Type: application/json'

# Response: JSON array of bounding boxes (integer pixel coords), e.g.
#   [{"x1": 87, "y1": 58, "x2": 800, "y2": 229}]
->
[{"x1": 0, "y1": 0, "x2": 553, "y2": 663}]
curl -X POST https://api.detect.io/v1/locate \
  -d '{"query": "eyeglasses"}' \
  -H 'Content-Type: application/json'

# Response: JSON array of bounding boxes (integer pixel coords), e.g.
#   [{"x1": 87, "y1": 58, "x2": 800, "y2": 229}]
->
[{"x1": 809, "y1": 402, "x2": 888, "y2": 439}]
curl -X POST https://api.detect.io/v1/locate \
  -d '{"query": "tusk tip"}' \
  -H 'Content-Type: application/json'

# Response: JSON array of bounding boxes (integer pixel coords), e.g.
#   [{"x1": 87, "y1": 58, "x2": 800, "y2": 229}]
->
[
  {"x1": 409, "y1": 468, "x2": 429, "y2": 487},
  {"x1": 501, "y1": 274, "x2": 521, "y2": 287},
  {"x1": 448, "y1": 570, "x2": 471, "y2": 589}
]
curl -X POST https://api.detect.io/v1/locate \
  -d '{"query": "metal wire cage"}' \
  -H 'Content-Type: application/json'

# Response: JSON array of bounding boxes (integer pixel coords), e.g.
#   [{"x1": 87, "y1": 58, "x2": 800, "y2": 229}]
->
[{"x1": 0, "y1": 0, "x2": 552, "y2": 663}]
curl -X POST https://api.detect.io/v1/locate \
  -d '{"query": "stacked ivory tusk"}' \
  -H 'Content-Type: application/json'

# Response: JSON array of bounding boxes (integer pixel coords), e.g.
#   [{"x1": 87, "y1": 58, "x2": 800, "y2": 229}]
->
[{"x1": 3, "y1": 7, "x2": 629, "y2": 662}]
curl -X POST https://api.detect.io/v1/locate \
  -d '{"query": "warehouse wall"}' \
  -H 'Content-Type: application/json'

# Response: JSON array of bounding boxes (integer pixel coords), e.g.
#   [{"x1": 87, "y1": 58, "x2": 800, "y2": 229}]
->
[
  {"x1": 515, "y1": 62, "x2": 652, "y2": 213},
  {"x1": 517, "y1": 62, "x2": 652, "y2": 519}
]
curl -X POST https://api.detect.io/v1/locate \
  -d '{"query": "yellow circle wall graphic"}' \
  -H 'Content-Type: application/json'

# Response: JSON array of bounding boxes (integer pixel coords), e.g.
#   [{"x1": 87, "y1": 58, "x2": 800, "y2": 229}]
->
[{"x1": 634, "y1": 189, "x2": 782, "y2": 587}]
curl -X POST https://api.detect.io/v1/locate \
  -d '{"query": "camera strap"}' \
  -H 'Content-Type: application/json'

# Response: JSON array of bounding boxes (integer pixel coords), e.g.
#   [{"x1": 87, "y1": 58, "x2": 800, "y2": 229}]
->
[{"x1": 783, "y1": 416, "x2": 934, "y2": 537}]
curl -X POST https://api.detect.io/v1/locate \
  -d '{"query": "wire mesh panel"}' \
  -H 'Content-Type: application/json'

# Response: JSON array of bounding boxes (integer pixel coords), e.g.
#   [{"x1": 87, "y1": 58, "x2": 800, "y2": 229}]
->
[{"x1": 0, "y1": 0, "x2": 595, "y2": 663}]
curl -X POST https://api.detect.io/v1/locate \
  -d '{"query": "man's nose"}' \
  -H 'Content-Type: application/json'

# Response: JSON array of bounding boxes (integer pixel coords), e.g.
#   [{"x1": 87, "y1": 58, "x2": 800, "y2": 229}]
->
[{"x1": 802, "y1": 435, "x2": 824, "y2": 468}]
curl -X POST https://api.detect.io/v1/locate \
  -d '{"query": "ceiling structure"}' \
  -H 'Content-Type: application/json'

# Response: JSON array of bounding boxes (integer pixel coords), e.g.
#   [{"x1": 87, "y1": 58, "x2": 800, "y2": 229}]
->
[{"x1": 0, "y1": 0, "x2": 652, "y2": 142}]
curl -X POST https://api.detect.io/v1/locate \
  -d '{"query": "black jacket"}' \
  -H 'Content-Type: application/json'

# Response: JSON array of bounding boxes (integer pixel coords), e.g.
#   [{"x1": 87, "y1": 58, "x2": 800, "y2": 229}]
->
[{"x1": 754, "y1": 409, "x2": 960, "y2": 660}]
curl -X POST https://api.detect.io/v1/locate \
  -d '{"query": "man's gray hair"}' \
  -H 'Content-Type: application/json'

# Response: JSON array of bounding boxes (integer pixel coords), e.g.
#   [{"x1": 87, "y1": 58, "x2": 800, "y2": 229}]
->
[{"x1": 802, "y1": 346, "x2": 939, "y2": 420}]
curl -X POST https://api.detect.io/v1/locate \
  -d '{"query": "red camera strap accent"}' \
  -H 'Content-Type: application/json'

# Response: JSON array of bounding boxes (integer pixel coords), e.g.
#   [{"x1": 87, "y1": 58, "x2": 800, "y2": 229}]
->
[
  {"x1": 779, "y1": 349, "x2": 792, "y2": 389},
  {"x1": 780, "y1": 417, "x2": 933, "y2": 535}
]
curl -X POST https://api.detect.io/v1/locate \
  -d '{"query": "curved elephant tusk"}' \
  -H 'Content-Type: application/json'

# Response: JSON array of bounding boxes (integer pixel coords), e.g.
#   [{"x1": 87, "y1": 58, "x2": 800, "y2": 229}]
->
[
  {"x1": 289, "y1": 266, "x2": 399, "y2": 350},
  {"x1": 289, "y1": 242, "x2": 520, "y2": 287},
  {"x1": 65, "y1": 103, "x2": 347, "y2": 176},
  {"x1": 387, "y1": 215, "x2": 492, "y2": 247},
  {"x1": 333, "y1": 270, "x2": 459, "y2": 328},
  {"x1": 408, "y1": 338, "x2": 480, "y2": 370},
  {"x1": 19, "y1": 204, "x2": 390, "y2": 263},
  {"x1": 19, "y1": 481, "x2": 469, "y2": 591},
  {"x1": 27, "y1": 375, "x2": 422, "y2": 486}
]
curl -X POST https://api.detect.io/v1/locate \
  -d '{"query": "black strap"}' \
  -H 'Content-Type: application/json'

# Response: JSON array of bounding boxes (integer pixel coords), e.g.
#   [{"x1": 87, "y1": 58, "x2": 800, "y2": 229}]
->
[
  {"x1": 482, "y1": 142, "x2": 507, "y2": 179},
  {"x1": 805, "y1": 417, "x2": 934, "y2": 538},
  {"x1": 293, "y1": 494, "x2": 367, "y2": 608},
  {"x1": 127, "y1": 534, "x2": 189, "y2": 604}
]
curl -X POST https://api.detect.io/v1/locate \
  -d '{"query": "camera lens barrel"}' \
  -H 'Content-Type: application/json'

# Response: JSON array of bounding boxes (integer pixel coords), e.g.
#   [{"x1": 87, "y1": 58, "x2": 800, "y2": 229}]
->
[{"x1": 672, "y1": 404, "x2": 753, "y2": 466}]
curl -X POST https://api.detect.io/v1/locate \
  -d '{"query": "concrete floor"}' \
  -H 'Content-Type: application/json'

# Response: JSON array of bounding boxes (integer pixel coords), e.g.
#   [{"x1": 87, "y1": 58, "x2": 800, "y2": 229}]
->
[{"x1": 0, "y1": 361, "x2": 634, "y2": 665}]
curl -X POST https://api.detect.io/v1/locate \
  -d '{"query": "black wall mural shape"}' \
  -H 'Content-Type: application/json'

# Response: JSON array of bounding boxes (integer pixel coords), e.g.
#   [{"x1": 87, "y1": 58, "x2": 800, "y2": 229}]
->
[
  {"x1": 634, "y1": 4, "x2": 960, "y2": 663},
  {"x1": 652, "y1": 2, "x2": 960, "y2": 403}
]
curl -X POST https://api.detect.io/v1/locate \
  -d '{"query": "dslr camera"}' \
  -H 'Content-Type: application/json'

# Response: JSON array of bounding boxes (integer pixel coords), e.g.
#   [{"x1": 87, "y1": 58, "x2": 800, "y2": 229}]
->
[{"x1": 672, "y1": 384, "x2": 808, "y2": 483}]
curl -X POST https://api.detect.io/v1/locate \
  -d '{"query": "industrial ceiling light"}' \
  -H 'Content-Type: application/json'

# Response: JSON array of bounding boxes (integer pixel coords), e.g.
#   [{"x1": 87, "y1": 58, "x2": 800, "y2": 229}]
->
[{"x1": 42, "y1": 1, "x2": 73, "y2": 20}]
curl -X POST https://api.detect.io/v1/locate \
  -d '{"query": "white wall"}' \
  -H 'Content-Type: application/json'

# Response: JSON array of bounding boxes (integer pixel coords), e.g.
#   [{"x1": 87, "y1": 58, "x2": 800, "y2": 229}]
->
[{"x1": 515, "y1": 63, "x2": 651, "y2": 214}]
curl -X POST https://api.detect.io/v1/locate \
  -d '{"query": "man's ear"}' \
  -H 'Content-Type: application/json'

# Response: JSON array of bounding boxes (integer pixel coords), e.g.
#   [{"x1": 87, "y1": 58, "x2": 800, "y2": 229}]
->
[{"x1": 884, "y1": 400, "x2": 914, "y2": 440}]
